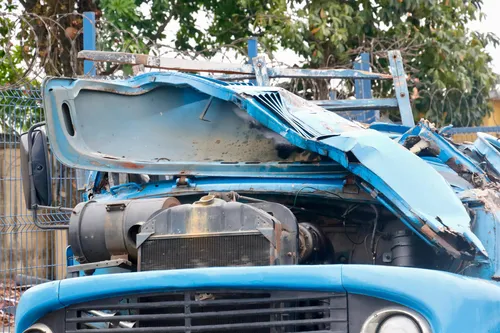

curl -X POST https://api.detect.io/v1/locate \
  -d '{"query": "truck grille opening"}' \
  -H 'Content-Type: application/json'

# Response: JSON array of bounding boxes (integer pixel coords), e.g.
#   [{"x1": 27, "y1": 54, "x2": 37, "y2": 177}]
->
[
  {"x1": 65, "y1": 290, "x2": 348, "y2": 333},
  {"x1": 139, "y1": 234, "x2": 271, "y2": 271}
]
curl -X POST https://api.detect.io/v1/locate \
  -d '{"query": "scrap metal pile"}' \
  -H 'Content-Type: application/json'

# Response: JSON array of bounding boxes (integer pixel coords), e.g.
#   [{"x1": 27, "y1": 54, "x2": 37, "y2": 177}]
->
[{"x1": 0, "y1": 281, "x2": 21, "y2": 328}]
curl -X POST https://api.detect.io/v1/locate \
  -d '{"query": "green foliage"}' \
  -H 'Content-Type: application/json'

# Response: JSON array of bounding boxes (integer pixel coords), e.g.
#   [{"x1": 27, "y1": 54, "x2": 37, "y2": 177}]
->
[
  {"x1": 0, "y1": 17, "x2": 24, "y2": 86},
  {"x1": 0, "y1": 13, "x2": 42, "y2": 134}
]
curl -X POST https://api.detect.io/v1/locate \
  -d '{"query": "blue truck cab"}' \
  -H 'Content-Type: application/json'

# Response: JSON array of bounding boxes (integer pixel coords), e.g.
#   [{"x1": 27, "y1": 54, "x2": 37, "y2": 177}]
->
[{"x1": 16, "y1": 51, "x2": 500, "y2": 333}]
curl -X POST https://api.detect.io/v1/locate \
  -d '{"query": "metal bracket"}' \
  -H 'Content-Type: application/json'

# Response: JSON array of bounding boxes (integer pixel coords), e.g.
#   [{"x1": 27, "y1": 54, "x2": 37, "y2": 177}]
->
[
  {"x1": 388, "y1": 50, "x2": 415, "y2": 127},
  {"x1": 252, "y1": 56, "x2": 270, "y2": 86},
  {"x1": 382, "y1": 252, "x2": 392, "y2": 263},
  {"x1": 173, "y1": 176, "x2": 195, "y2": 188},
  {"x1": 136, "y1": 220, "x2": 155, "y2": 248},
  {"x1": 66, "y1": 258, "x2": 133, "y2": 274},
  {"x1": 105, "y1": 202, "x2": 126, "y2": 212}
]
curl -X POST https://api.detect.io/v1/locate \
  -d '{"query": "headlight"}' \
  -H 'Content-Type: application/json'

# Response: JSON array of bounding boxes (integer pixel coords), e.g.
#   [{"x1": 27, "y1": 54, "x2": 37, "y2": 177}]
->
[{"x1": 361, "y1": 307, "x2": 431, "y2": 333}]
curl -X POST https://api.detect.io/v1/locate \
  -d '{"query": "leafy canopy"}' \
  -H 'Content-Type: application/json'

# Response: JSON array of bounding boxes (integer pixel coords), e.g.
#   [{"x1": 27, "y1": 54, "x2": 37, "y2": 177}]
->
[{"x1": 2, "y1": 0, "x2": 499, "y2": 126}]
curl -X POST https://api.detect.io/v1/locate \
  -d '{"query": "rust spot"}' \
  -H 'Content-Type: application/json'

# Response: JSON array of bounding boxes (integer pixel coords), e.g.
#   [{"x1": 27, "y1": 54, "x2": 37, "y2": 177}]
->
[
  {"x1": 445, "y1": 157, "x2": 468, "y2": 174},
  {"x1": 320, "y1": 121, "x2": 336, "y2": 133},
  {"x1": 161, "y1": 197, "x2": 181, "y2": 210},
  {"x1": 121, "y1": 161, "x2": 145, "y2": 169},
  {"x1": 421, "y1": 225, "x2": 461, "y2": 258}
]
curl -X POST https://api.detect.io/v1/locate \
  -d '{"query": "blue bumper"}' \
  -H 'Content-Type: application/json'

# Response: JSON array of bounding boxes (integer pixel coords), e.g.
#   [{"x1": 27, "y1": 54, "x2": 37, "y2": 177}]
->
[{"x1": 16, "y1": 265, "x2": 500, "y2": 333}]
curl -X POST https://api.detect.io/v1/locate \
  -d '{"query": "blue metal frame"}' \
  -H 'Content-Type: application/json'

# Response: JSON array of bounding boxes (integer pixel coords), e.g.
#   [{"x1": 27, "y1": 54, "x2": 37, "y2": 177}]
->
[
  {"x1": 77, "y1": 49, "x2": 416, "y2": 126},
  {"x1": 443, "y1": 126, "x2": 500, "y2": 134},
  {"x1": 247, "y1": 38, "x2": 258, "y2": 86},
  {"x1": 388, "y1": 50, "x2": 414, "y2": 127},
  {"x1": 82, "y1": 11, "x2": 96, "y2": 76},
  {"x1": 353, "y1": 53, "x2": 378, "y2": 123}
]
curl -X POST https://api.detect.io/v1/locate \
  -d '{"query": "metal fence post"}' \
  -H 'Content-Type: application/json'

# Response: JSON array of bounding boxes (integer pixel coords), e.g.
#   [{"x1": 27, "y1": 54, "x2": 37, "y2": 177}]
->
[
  {"x1": 83, "y1": 11, "x2": 96, "y2": 76},
  {"x1": 248, "y1": 37, "x2": 258, "y2": 85},
  {"x1": 354, "y1": 53, "x2": 378, "y2": 123},
  {"x1": 81, "y1": 11, "x2": 95, "y2": 195}
]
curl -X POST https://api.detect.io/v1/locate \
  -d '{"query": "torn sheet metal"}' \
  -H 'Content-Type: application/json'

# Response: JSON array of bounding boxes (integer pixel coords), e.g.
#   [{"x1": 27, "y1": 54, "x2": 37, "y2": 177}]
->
[
  {"x1": 399, "y1": 122, "x2": 488, "y2": 187},
  {"x1": 42, "y1": 72, "x2": 486, "y2": 259},
  {"x1": 474, "y1": 133, "x2": 500, "y2": 180}
]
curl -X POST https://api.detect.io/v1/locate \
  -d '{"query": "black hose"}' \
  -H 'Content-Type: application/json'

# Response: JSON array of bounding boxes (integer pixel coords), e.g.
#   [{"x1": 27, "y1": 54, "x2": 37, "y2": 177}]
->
[{"x1": 368, "y1": 204, "x2": 380, "y2": 263}]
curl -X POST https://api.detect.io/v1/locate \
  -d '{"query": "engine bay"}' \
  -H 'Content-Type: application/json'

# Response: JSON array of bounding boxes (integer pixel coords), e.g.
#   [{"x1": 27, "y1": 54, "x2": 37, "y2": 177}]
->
[{"x1": 70, "y1": 188, "x2": 457, "y2": 275}]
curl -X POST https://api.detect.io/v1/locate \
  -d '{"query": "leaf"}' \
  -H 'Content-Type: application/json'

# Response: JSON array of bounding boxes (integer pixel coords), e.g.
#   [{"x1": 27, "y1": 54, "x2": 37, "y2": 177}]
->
[{"x1": 319, "y1": 8, "x2": 326, "y2": 19}]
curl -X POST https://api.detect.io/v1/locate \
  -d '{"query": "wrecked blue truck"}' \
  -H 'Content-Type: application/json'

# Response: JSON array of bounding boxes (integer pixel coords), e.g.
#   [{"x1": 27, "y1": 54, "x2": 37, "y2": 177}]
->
[{"x1": 16, "y1": 50, "x2": 500, "y2": 333}]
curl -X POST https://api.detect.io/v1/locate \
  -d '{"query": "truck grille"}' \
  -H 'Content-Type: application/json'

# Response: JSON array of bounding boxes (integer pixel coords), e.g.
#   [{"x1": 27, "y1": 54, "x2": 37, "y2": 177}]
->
[
  {"x1": 139, "y1": 234, "x2": 271, "y2": 271},
  {"x1": 65, "y1": 290, "x2": 348, "y2": 332}
]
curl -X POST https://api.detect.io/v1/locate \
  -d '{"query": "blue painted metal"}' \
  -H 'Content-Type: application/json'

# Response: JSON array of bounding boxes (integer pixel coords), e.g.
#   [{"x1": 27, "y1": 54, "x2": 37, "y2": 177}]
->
[
  {"x1": 82, "y1": 12, "x2": 96, "y2": 76},
  {"x1": 368, "y1": 122, "x2": 411, "y2": 134},
  {"x1": 15, "y1": 281, "x2": 62, "y2": 333},
  {"x1": 91, "y1": 176, "x2": 372, "y2": 203},
  {"x1": 241, "y1": 90, "x2": 486, "y2": 258},
  {"x1": 398, "y1": 122, "x2": 488, "y2": 183},
  {"x1": 443, "y1": 126, "x2": 500, "y2": 134},
  {"x1": 109, "y1": 182, "x2": 142, "y2": 195},
  {"x1": 460, "y1": 205, "x2": 500, "y2": 280},
  {"x1": 247, "y1": 37, "x2": 258, "y2": 85},
  {"x1": 388, "y1": 50, "x2": 415, "y2": 127},
  {"x1": 66, "y1": 246, "x2": 74, "y2": 268},
  {"x1": 341, "y1": 265, "x2": 500, "y2": 333},
  {"x1": 42, "y1": 71, "x2": 487, "y2": 259},
  {"x1": 15, "y1": 265, "x2": 500, "y2": 333},
  {"x1": 474, "y1": 133, "x2": 500, "y2": 179},
  {"x1": 353, "y1": 53, "x2": 378, "y2": 123},
  {"x1": 247, "y1": 38, "x2": 258, "y2": 62}
]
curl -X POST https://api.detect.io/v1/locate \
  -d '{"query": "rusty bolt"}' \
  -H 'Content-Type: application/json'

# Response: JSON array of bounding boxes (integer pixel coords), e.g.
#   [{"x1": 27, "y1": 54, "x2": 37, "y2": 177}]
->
[{"x1": 400, "y1": 93, "x2": 405, "y2": 97}]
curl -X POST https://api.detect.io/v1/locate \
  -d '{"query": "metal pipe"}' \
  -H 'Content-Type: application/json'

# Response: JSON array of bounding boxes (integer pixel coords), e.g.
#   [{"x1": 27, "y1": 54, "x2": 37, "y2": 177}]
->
[
  {"x1": 33, "y1": 205, "x2": 70, "y2": 230},
  {"x1": 36, "y1": 205, "x2": 73, "y2": 212},
  {"x1": 86, "y1": 310, "x2": 136, "y2": 328}
]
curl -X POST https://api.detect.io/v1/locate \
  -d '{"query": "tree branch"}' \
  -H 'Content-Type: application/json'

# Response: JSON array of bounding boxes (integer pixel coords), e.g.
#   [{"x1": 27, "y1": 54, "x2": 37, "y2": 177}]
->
[{"x1": 147, "y1": 12, "x2": 175, "y2": 47}]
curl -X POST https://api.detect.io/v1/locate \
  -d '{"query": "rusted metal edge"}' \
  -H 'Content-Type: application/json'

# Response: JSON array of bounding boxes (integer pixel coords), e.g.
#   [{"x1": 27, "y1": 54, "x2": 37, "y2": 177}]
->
[
  {"x1": 78, "y1": 50, "x2": 393, "y2": 79},
  {"x1": 420, "y1": 225, "x2": 462, "y2": 259},
  {"x1": 78, "y1": 50, "x2": 255, "y2": 74}
]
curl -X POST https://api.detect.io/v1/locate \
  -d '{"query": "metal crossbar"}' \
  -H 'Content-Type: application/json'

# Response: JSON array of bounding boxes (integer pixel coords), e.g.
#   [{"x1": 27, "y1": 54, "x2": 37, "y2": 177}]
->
[{"x1": 77, "y1": 50, "x2": 414, "y2": 126}]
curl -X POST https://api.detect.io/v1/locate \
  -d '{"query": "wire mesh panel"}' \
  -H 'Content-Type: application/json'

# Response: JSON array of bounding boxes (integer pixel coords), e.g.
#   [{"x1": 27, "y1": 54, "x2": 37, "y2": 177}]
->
[{"x1": 0, "y1": 86, "x2": 83, "y2": 331}]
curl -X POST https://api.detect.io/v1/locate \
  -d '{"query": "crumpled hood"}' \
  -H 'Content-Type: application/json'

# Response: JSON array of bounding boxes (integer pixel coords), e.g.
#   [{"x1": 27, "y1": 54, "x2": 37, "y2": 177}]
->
[{"x1": 42, "y1": 72, "x2": 486, "y2": 259}]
